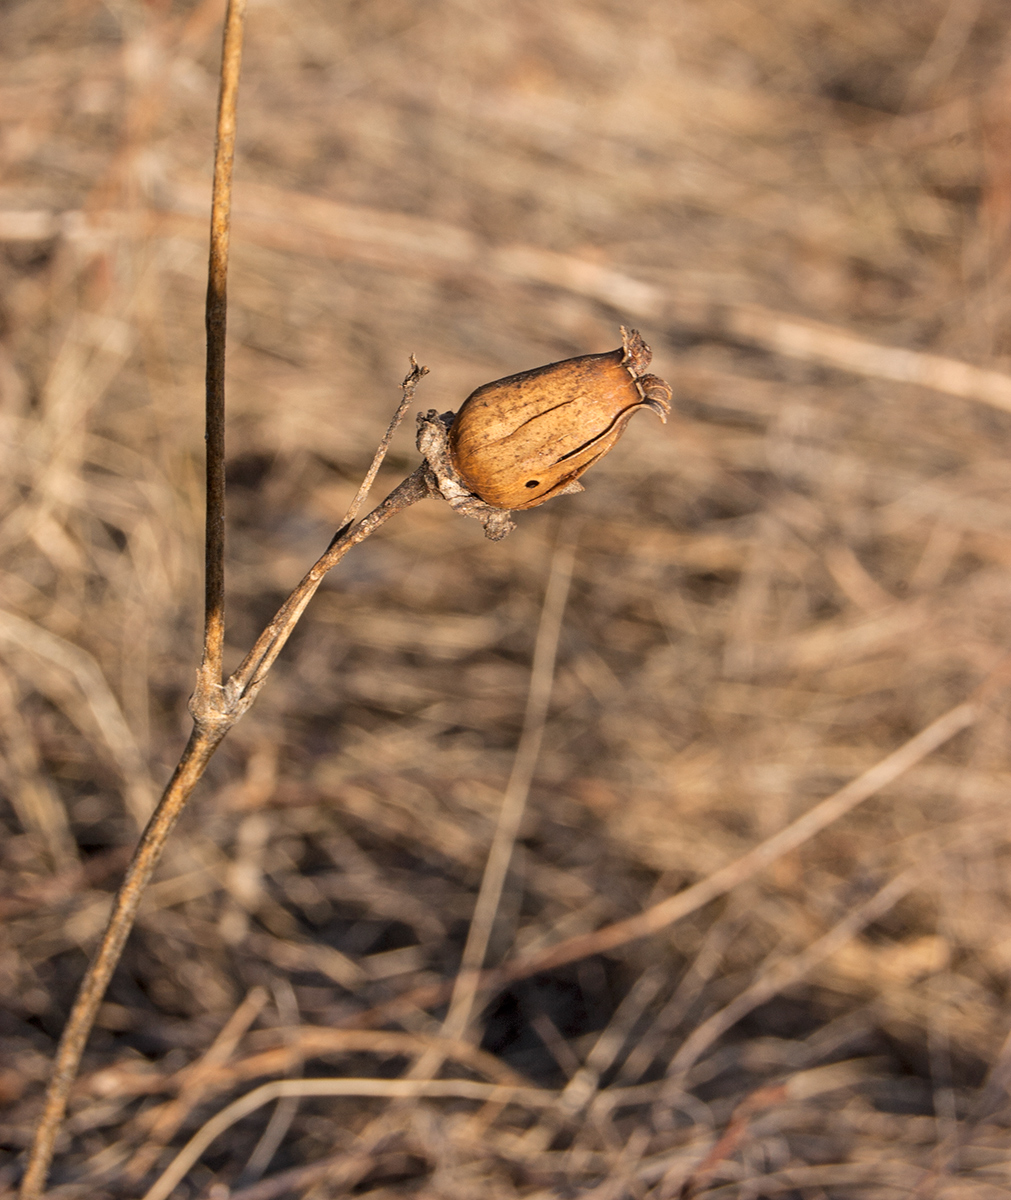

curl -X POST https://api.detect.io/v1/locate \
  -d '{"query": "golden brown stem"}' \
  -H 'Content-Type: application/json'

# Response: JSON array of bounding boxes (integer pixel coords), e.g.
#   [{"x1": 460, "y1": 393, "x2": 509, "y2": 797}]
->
[
  {"x1": 195, "y1": 0, "x2": 246, "y2": 713},
  {"x1": 17, "y1": 727, "x2": 223, "y2": 1200},
  {"x1": 17, "y1": 462, "x2": 429, "y2": 1200},
  {"x1": 18, "y1": 473, "x2": 428, "y2": 1200},
  {"x1": 16, "y1": 5, "x2": 434, "y2": 1191}
]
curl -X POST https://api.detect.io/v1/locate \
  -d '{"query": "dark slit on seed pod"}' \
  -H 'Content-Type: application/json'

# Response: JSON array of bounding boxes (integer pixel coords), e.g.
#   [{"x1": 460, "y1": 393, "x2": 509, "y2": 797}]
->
[{"x1": 448, "y1": 327, "x2": 671, "y2": 511}]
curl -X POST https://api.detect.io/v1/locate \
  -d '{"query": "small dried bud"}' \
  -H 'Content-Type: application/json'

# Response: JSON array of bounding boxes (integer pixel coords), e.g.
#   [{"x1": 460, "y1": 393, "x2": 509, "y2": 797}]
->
[{"x1": 448, "y1": 327, "x2": 672, "y2": 511}]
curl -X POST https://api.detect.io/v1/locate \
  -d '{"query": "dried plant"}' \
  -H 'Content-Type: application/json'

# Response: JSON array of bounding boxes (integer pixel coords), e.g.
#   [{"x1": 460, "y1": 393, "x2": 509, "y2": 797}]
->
[
  {"x1": 14, "y1": 5, "x2": 435, "y2": 1193},
  {"x1": 7, "y1": 1, "x2": 1011, "y2": 1198},
  {"x1": 16, "y1": 5, "x2": 673, "y2": 1194}
]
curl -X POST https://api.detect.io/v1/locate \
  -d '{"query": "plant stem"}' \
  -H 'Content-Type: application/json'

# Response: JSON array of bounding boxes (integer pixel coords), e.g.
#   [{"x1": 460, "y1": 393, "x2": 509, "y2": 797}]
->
[
  {"x1": 16, "y1": 0, "x2": 433, "y2": 1186},
  {"x1": 17, "y1": 726, "x2": 223, "y2": 1200},
  {"x1": 18, "y1": 467, "x2": 430, "y2": 1200},
  {"x1": 195, "y1": 0, "x2": 246, "y2": 713}
]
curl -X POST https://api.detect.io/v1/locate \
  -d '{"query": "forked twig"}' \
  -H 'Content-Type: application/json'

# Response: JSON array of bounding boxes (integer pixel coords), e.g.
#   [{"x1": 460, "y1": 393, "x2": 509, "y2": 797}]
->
[
  {"x1": 338, "y1": 358, "x2": 426, "y2": 530},
  {"x1": 19, "y1": 393, "x2": 428, "y2": 1200},
  {"x1": 17, "y1": 8, "x2": 432, "y2": 1195}
]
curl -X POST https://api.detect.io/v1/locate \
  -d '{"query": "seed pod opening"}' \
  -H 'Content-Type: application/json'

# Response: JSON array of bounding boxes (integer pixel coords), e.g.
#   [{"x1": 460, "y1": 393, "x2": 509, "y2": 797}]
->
[{"x1": 449, "y1": 328, "x2": 672, "y2": 511}]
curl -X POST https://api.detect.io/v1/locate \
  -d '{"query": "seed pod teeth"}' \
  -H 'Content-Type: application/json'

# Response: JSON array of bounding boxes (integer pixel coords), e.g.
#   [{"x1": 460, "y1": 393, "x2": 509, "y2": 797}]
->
[
  {"x1": 637, "y1": 374, "x2": 672, "y2": 421},
  {"x1": 620, "y1": 326, "x2": 652, "y2": 377}
]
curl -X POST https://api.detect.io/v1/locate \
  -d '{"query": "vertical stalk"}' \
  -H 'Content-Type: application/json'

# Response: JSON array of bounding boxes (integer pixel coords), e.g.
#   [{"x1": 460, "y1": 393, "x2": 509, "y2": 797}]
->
[
  {"x1": 18, "y1": 7, "x2": 247, "y2": 1196},
  {"x1": 196, "y1": 0, "x2": 246, "y2": 708}
]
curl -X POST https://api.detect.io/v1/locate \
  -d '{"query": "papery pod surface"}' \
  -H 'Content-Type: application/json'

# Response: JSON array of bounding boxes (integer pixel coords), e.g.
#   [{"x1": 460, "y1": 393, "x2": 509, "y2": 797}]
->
[{"x1": 449, "y1": 330, "x2": 671, "y2": 511}]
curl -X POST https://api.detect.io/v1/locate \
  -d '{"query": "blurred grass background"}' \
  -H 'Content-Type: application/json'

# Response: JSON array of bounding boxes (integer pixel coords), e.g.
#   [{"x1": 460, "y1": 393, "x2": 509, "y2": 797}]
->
[{"x1": 5, "y1": 0, "x2": 1011, "y2": 1195}]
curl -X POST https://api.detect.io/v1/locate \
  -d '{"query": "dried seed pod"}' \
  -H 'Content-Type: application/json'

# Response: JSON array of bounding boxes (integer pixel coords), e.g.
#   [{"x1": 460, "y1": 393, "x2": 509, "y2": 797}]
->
[{"x1": 449, "y1": 327, "x2": 671, "y2": 511}]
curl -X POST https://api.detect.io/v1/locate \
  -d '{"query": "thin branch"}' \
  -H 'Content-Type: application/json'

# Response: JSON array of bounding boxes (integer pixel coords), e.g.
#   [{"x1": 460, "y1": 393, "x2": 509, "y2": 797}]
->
[
  {"x1": 18, "y1": 724, "x2": 225, "y2": 1200},
  {"x1": 441, "y1": 532, "x2": 577, "y2": 1042},
  {"x1": 223, "y1": 365, "x2": 429, "y2": 711},
  {"x1": 339, "y1": 356, "x2": 427, "y2": 529},
  {"x1": 18, "y1": 11, "x2": 246, "y2": 1193},
  {"x1": 224, "y1": 1026, "x2": 525, "y2": 1092},
  {"x1": 143, "y1": 1078, "x2": 559, "y2": 1200},
  {"x1": 18, "y1": 462, "x2": 431, "y2": 1200},
  {"x1": 226, "y1": 470, "x2": 428, "y2": 708},
  {"x1": 493, "y1": 699, "x2": 977, "y2": 983},
  {"x1": 195, "y1": 0, "x2": 246, "y2": 712},
  {"x1": 123, "y1": 986, "x2": 269, "y2": 1182},
  {"x1": 345, "y1": 696, "x2": 981, "y2": 1029},
  {"x1": 667, "y1": 865, "x2": 921, "y2": 1084}
]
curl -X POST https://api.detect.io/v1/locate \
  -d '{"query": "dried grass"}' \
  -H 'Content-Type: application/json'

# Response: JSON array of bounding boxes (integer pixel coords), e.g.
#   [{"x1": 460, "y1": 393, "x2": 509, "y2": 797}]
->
[{"x1": 5, "y1": 0, "x2": 1011, "y2": 1196}]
